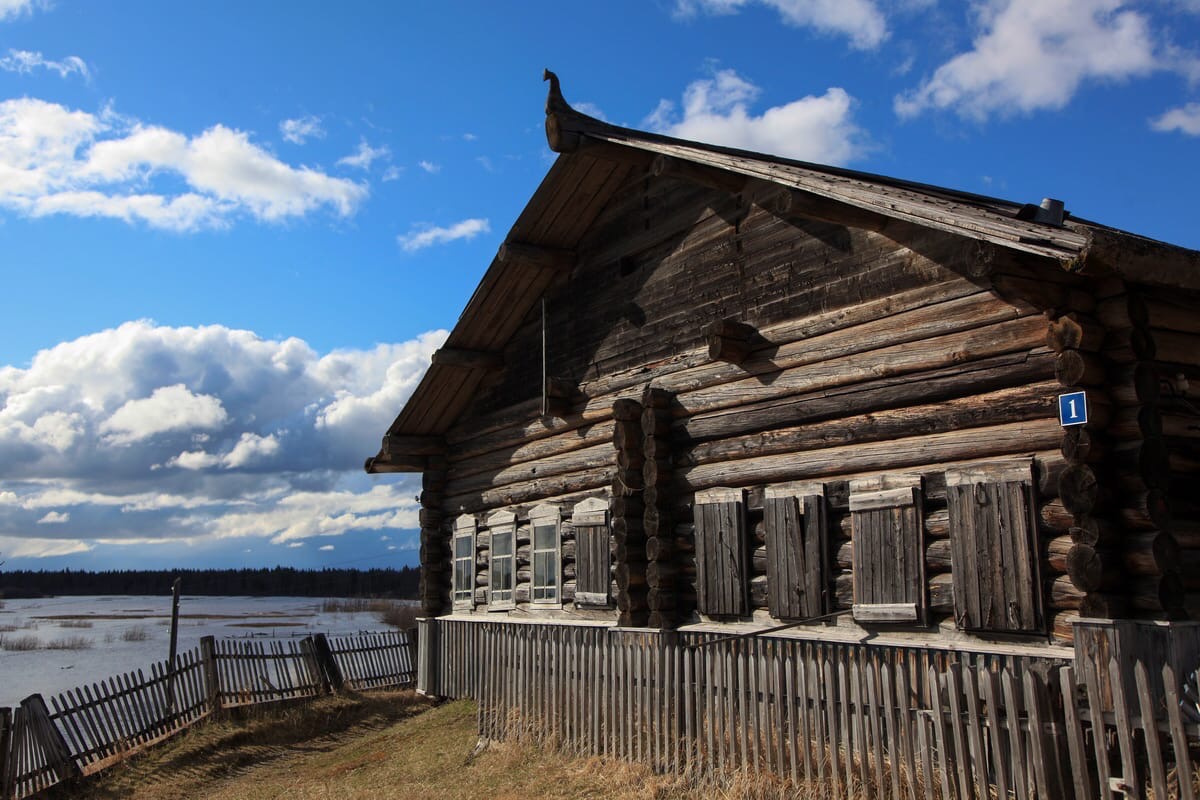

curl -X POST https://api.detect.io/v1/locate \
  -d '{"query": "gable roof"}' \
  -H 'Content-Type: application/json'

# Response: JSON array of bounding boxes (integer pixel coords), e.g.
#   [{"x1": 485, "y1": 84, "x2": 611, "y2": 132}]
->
[{"x1": 365, "y1": 71, "x2": 1200, "y2": 474}]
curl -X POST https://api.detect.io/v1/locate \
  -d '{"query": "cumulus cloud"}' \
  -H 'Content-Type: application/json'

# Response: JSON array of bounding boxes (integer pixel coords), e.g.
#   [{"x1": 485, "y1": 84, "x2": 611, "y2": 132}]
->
[
  {"x1": 0, "y1": 534, "x2": 90, "y2": 559},
  {"x1": 101, "y1": 384, "x2": 228, "y2": 445},
  {"x1": 895, "y1": 0, "x2": 1159, "y2": 119},
  {"x1": 319, "y1": 544, "x2": 335, "y2": 551},
  {"x1": 279, "y1": 115, "x2": 323, "y2": 145},
  {"x1": 0, "y1": 49, "x2": 89, "y2": 79},
  {"x1": 397, "y1": 217, "x2": 490, "y2": 252},
  {"x1": 0, "y1": 98, "x2": 366, "y2": 231},
  {"x1": 0, "y1": 321, "x2": 446, "y2": 553},
  {"x1": 337, "y1": 139, "x2": 390, "y2": 170},
  {"x1": 674, "y1": 0, "x2": 887, "y2": 49},
  {"x1": 0, "y1": 0, "x2": 38, "y2": 21},
  {"x1": 1152, "y1": 103, "x2": 1200, "y2": 135},
  {"x1": 645, "y1": 69, "x2": 867, "y2": 164},
  {"x1": 417, "y1": 160, "x2": 440, "y2": 174}
]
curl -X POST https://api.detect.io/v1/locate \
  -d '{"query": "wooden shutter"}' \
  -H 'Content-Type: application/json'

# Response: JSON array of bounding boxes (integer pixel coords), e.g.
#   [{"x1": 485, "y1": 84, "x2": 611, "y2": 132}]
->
[
  {"x1": 694, "y1": 488, "x2": 747, "y2": 617},
  {"x1": 850, "y1": 475, "x2": 924, "y2": 623},
  {"x1": 946, "y1": 460, "x2": 1042, "y2": 633},
  {"x1": 764, "y1": 483, "x2": 828, "y2": 620},
  {"x1": 572, "y1": 498, "x2": 610, "y2": 606}
]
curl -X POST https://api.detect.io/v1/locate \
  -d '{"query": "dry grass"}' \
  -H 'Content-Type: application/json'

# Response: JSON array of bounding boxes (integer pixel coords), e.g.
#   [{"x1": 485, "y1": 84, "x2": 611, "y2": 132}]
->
[
  {"x1": 1, "y1": 634, "x2": 40, "y2": 651},
  {"x1": 63, "y1": 694, "x2": 900, "y2": 800},
  {"x1": 45, "y1": 635, "x2": 93, "y2": 650},
  {"x1": 121, "y1": 625, "x2": 150, "y2": 642},
  {"x1": 58, "y1": 619, "x2": 95, "y2": 629}
]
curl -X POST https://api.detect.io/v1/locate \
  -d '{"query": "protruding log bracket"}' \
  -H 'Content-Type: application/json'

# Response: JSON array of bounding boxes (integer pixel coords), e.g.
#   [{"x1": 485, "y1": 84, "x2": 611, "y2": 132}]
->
[
  {"x1": 431, "y1": 347, "x2": 504, "y2": 371},
  {"x1": 498, "y1": 241, "x2": 576, "y2": 274},
  {"x1": 382, "y1": 433, "x2": 446, "y2": 457},
  {"x1": 364, "y1": 455, "x2": 428, "y2": 473},
  {"x1": 706, "y1": 318, "x2": 759, "y2": 364},
  {"x1": 769, "y1": 187, "x2": 891, "y2": 234},
  {"x1": 651, "y1": 154, "x2": 746, "y2": 195}
]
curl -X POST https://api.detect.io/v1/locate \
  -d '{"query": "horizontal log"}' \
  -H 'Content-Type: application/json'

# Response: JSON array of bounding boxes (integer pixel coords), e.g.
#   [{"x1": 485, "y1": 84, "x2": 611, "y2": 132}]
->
[
  {"x1": 1055, "y1": 350, "x2": 1106, "y2": 387},
  {"x1": 1109, "y1": 405, "x2": 1161, "y2": 440},
  {"x1": 678, "y1": 381, "x2": 1059, "y2": 470},
  {"x1": 1130, "y1": 572, "x2": 1185, "y2": 612},
  {"x1": 1153, "y1": 330, "x2": 1200, "y2": 367},
  {"x1": 1061, "y1": 426, "x2": 1106, "y2": 463},
  {"x1": 677, "y1": 419, "x2": 1063, "y2": 493},
  {"x1": 497, "y1": 240, "x2": 575, "y2": 273},
  {"x1": 444, "y1": 465, "x2": 613, "y2": 514},
  {"x1": 834, "y1": 538, "x2": 952, "y2": 571},
  {"x1": 835, "y1": 572, "x2": 956, "y2": 615},
  {"x1": 1122, "y1": 531, "x2": 1179, "y2": 577},
  {"x1": 1053, "y1": 612, "x2": 1080, "y2": 645},
  {"x1": 1047, "y1": 535, "x2": 1073, "y2": 573},
  {"x1": 1069, "y1": 515, "x2": 1119, "y2": 547},
  {"x1": 1050, "y1": 575, "x2": 1083, "y2": 610},
  {"x1": 1118, "y1": 489, "x2": 1170, "y2": 531},
  {"x1": 706, "y1": 318, "x2": 758, "y2": 364},
  {"x1": 1095, "y1": 293, "x2": 1148, "y2": 330},
  {"x1": 430, "y1": 347, "x2": 504, "y2": 371},
  {"x1": 1065, "y1": 544, "x2": 1114, "y2": 592},
  {"x1": 1109, "y1": 363, "x2": 1161, "y2": 407},
  {"x1": 1102, "y1": 327, "x2": 1156, "y2": 362},
  {"x1": 770, "y1": 186, "x2": 892, "y2": 233}
]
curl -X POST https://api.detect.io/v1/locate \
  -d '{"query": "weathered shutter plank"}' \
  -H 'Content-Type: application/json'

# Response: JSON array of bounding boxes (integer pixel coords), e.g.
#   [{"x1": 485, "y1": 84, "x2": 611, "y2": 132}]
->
[
  {"x1": 575, "y1": 524, "x2": 610, "y2": 605},
  {"x1": 850, "y1": 477, "x2": 923, "y2": 623},
  {"x1": 695, "y1": 489, "x2": 747, "y2": 617},
  {"x1": 947, "y1": 460, "x2": 1041, "y2": 633}
]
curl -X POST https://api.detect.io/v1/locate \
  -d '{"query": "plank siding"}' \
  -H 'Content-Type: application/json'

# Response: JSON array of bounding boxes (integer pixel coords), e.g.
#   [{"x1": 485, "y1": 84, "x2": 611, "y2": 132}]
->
[
  {"x1": 946, "y1": 461, "x2": 1042, "y2": 633},
  {"x1": 694, "y1": 489, "x2": 748, "y2": 617},
  {"x1": 763, "y1": 486, "x2": 829, "y2": 620}
]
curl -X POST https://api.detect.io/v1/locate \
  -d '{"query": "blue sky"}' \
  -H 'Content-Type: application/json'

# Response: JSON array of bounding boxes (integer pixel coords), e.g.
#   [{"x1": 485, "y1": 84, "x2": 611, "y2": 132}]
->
[{"x1": 0, "y1": 0, "x2": 1197, "y2": 573}]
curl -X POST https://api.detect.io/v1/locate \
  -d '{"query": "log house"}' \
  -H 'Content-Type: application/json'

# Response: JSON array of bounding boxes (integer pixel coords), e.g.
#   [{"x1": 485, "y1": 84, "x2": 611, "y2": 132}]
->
[{"x1": 369, "y1": 73, "x2": 1200, "y2": 686}]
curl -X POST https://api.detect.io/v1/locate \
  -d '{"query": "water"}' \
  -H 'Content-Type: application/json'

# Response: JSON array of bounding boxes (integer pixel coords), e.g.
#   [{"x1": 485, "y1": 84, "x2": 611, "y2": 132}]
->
[{"x1": 0, "y1": 595, "x2": 407, "y2": 708}]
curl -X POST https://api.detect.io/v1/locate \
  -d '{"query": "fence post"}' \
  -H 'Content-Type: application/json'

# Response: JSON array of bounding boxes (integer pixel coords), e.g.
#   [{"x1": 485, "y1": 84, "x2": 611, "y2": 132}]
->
[
  {"x1": 416, "y1": 617, "x2": 439, "y2": 697},
  {"x1": 0, "y1": 707, "x2": 11, "y2": 800},
  {"x1": 312, "y1": 633, "x2": 345, "y2": 692},
  {"x1": 21, "y1": 694, "x2": 80, "y2": 784},
  {"x1": 406, "y1": 626, "x2": 419, "y2": 683},
  {"x1": 200, "y1": 636, "x2": 222, "y2": 713},
  {"x1": 299, "y1": 637, "x2": 329, "y2": 694}
]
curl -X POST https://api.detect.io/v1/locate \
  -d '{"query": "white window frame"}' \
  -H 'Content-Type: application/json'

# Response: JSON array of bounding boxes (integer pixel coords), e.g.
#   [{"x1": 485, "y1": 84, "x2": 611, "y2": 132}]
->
[
  {"x1": 452, "y1": 515, "x2": 477, "y2": 611},
  {"x1": 486, "y1": 510, "x2": 516, "y2": 611},
  {"x1": 529, "y1": 503, "x2": 563, "y2": 607}
]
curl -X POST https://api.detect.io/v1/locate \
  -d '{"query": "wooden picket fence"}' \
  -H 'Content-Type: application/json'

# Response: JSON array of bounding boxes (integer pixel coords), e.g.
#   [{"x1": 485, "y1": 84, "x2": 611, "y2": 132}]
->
[
  {"x1": 420, "y1": 618, "x2": 1200, "y2": 799},
  {"x1": 0, "y1": 629, "x2": 416, "y2": 800}
]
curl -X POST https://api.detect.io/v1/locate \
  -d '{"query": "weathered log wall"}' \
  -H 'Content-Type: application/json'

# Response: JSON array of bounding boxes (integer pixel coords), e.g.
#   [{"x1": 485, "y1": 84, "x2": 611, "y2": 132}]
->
[{"x1": 431, "y1": 174, "x2": 1118, "y2": 646}]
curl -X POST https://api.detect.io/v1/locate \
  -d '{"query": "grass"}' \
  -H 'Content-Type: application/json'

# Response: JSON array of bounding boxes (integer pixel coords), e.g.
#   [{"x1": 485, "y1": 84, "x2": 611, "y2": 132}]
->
[
  {"x1": 59, "y1": 619, "x2": 95, "y2": 629},
  {"x1": 319, "y1": 598, "x2": 418, "y2": 630},
  {"x1": 45, "y1": 635, "x2": 93, "y2": 650},
  {"x1": 1, "y1": 633, "x2": 40, "y2": 651},
  {"x1": 62, "y1": 693, "x2": 891, "y2": 800},
  {"x1": 121, "y1": 625, "x2": 150, "y2": 642}
]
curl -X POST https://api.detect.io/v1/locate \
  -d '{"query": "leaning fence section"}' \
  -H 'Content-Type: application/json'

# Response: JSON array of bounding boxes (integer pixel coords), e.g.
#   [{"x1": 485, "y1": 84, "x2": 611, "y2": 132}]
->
[
  {"x1": 424, "y1": 617, "x2": 1200, "y2": 800},
  {"x1": 0, "y1": 628, "x2": 416, "y2": 800}
]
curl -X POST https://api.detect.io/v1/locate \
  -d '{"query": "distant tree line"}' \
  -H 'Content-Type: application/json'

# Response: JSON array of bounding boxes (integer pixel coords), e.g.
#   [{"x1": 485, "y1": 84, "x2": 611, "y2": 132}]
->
[{"x1": 0, "y1": 566, "x2": 419, "y2": 599}]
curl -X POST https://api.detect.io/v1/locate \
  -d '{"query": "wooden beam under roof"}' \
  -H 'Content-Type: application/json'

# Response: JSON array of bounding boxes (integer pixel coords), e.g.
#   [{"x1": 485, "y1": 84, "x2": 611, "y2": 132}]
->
[
  {"x1": 381, "y1": 433, "x2": 446, "y2": 456},
  {"x1": 651, "y1": 154, "x2": 746, "y2": 195},
  {"x1": 430, "y1": 347, "x2": 504, "y2": 371},
  {"x1": 364, "y1": 455, "x2": 427, "y2": 474},
  {"x1": 498, "y1": 241, "x2": 576, "y2": 273}
]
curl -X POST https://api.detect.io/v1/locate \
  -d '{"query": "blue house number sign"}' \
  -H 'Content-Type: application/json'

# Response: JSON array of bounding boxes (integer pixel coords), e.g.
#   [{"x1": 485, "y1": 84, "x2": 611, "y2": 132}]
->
[{"x1": 1058, "y1": 391, "x2": 1088, "y2": 427}]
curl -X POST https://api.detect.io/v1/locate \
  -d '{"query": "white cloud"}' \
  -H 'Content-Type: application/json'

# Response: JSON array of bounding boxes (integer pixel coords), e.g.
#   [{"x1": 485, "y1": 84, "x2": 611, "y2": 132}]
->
[
  {"x1": 674, "y1": 0, "x2": 887, "y2": 49},
  {"x1": 337, "y1": 139, "x2": 390, "y2": 170},
  {"x1": 646, "y1": 69, "x2": 867, "y2": 164},
  {"x1": 895, "y1": 0, "x2": 1158, "y2": 119},
  {"x1": 0, "y1": 49, "x2": 89, "y2": 79},
  {"x1": 476, "y1": 156, "x2": 494, "y2": 172},
  {"x1": 100, "y1": 384, "x2": 228, "y2": 445},
  {"x1": 1151, "y1": 102, "x2": 1200, "y2": 134},
  {"x1": 319, "y1": 544, "x2": 335, "y2": 551},
  {"x1": 0, "y1": 0, "x2": 38, "y2": 21},
  {"x1": 462, "y1": 132, "x2": 478, "y2": 141},
  {"x1": 279, "y1": 115, "x2": 323, "y2": 145},
  {"x1": 0, "y1": 321, "x2": 444, "y2": 551},
  {"x1": 417, "y1": 160, "x2": 440, "y2": 174},
  {"x1": 397, "y1": 217, "x2": 490, "y2": 252},
  {"x1": 0, "y1": 534, "x2": 90, "y2": 558},
  {"x1": 0, "y1": 98, "x2": 366, "y2": 231},
  {"x1": 382, "y1": 165, "x2": 403, "y2": 182},
  {"x1": 286, "y1": 541, "x2": 304, "y2": 548},
  {"x1": 573, "y1": 102, "x2": 610, "y2": 122}
]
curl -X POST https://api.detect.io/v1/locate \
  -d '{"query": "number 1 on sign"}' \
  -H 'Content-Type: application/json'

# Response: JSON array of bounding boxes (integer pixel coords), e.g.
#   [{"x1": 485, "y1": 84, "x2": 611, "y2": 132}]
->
[{"x1": 1058, "y1": 391, "x2": 1088, "y2": 427}]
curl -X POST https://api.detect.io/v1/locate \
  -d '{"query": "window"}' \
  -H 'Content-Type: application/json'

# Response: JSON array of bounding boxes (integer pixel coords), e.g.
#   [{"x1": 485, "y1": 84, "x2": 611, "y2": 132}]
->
[
  {"x1": 694, "y1": 487, "x2": 747, "y2": 617},
  {"x1": 763, "y1": 483, "x2": 828, "y2": 620},
  {"x1": 572, "y1": 497, "x2": 610, "y2": 606},
  {"x1": 487, "y1": 510, "x2": 516, "y2": 610},
  {"x1": 946, "y1": 459, "x2": 1042, "y2": 633},
  {"x1": 849, "y1": 475, "x2": 925, "y2": 624},
  {"x1": 529, "y1": 504, "x2": 562, "y2": 605},
  {"x1": 452, "y1": 515, "x2": 476, "y2": 610}
]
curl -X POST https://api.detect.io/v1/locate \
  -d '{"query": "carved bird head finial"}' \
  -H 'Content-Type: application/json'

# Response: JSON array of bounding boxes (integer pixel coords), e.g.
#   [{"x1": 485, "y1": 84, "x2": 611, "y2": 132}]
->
[{"x1": 543, "y1": 69, "x2": 573, "y2": 116}]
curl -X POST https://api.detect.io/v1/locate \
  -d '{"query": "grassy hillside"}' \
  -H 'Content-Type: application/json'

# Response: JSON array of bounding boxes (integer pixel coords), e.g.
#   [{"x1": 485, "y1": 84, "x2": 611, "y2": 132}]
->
[{"x1": 60, "y1": 691, "x2": 839, "y2": 800}]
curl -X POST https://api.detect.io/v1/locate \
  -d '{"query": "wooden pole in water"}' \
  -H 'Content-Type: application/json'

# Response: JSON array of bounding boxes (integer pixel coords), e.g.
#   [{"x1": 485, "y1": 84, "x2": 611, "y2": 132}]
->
[{"x1": 167, "y1": 577, "x2": 182, "y2": 714}]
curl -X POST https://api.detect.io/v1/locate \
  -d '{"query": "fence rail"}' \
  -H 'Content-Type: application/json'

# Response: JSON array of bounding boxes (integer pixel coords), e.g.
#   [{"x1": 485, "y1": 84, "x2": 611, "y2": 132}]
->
[
  {"x1": 0, "y1": 628, "x2": 416, "y2": 800},
  {"x1": 423, "y1": 618, "x2": 1200, "y2": 800}
]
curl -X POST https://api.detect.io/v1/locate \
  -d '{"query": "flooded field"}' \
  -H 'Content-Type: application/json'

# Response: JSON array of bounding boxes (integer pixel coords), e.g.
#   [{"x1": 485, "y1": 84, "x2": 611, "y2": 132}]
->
[{"x1": 0, "y1": 595, "x2": 412, "y2": 708}]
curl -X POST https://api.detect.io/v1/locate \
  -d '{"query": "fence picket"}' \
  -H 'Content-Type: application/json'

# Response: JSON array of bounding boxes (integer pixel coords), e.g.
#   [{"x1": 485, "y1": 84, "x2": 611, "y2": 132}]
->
[{"x1": 1134, "y1": 661, "x2": 1168, "y2": 800}]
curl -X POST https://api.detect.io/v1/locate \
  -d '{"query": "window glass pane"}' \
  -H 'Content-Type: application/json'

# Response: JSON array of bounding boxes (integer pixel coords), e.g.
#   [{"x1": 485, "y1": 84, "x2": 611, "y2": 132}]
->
[
  {"x1": 534, "y1": 523, "x2": 555, "y2": 550},
  {"x1": 455, "y1": 535, "x2": 470, "y2": 558},
  {"x1": 494, "y1": 530, "x2": 512, "y2": 556}
]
